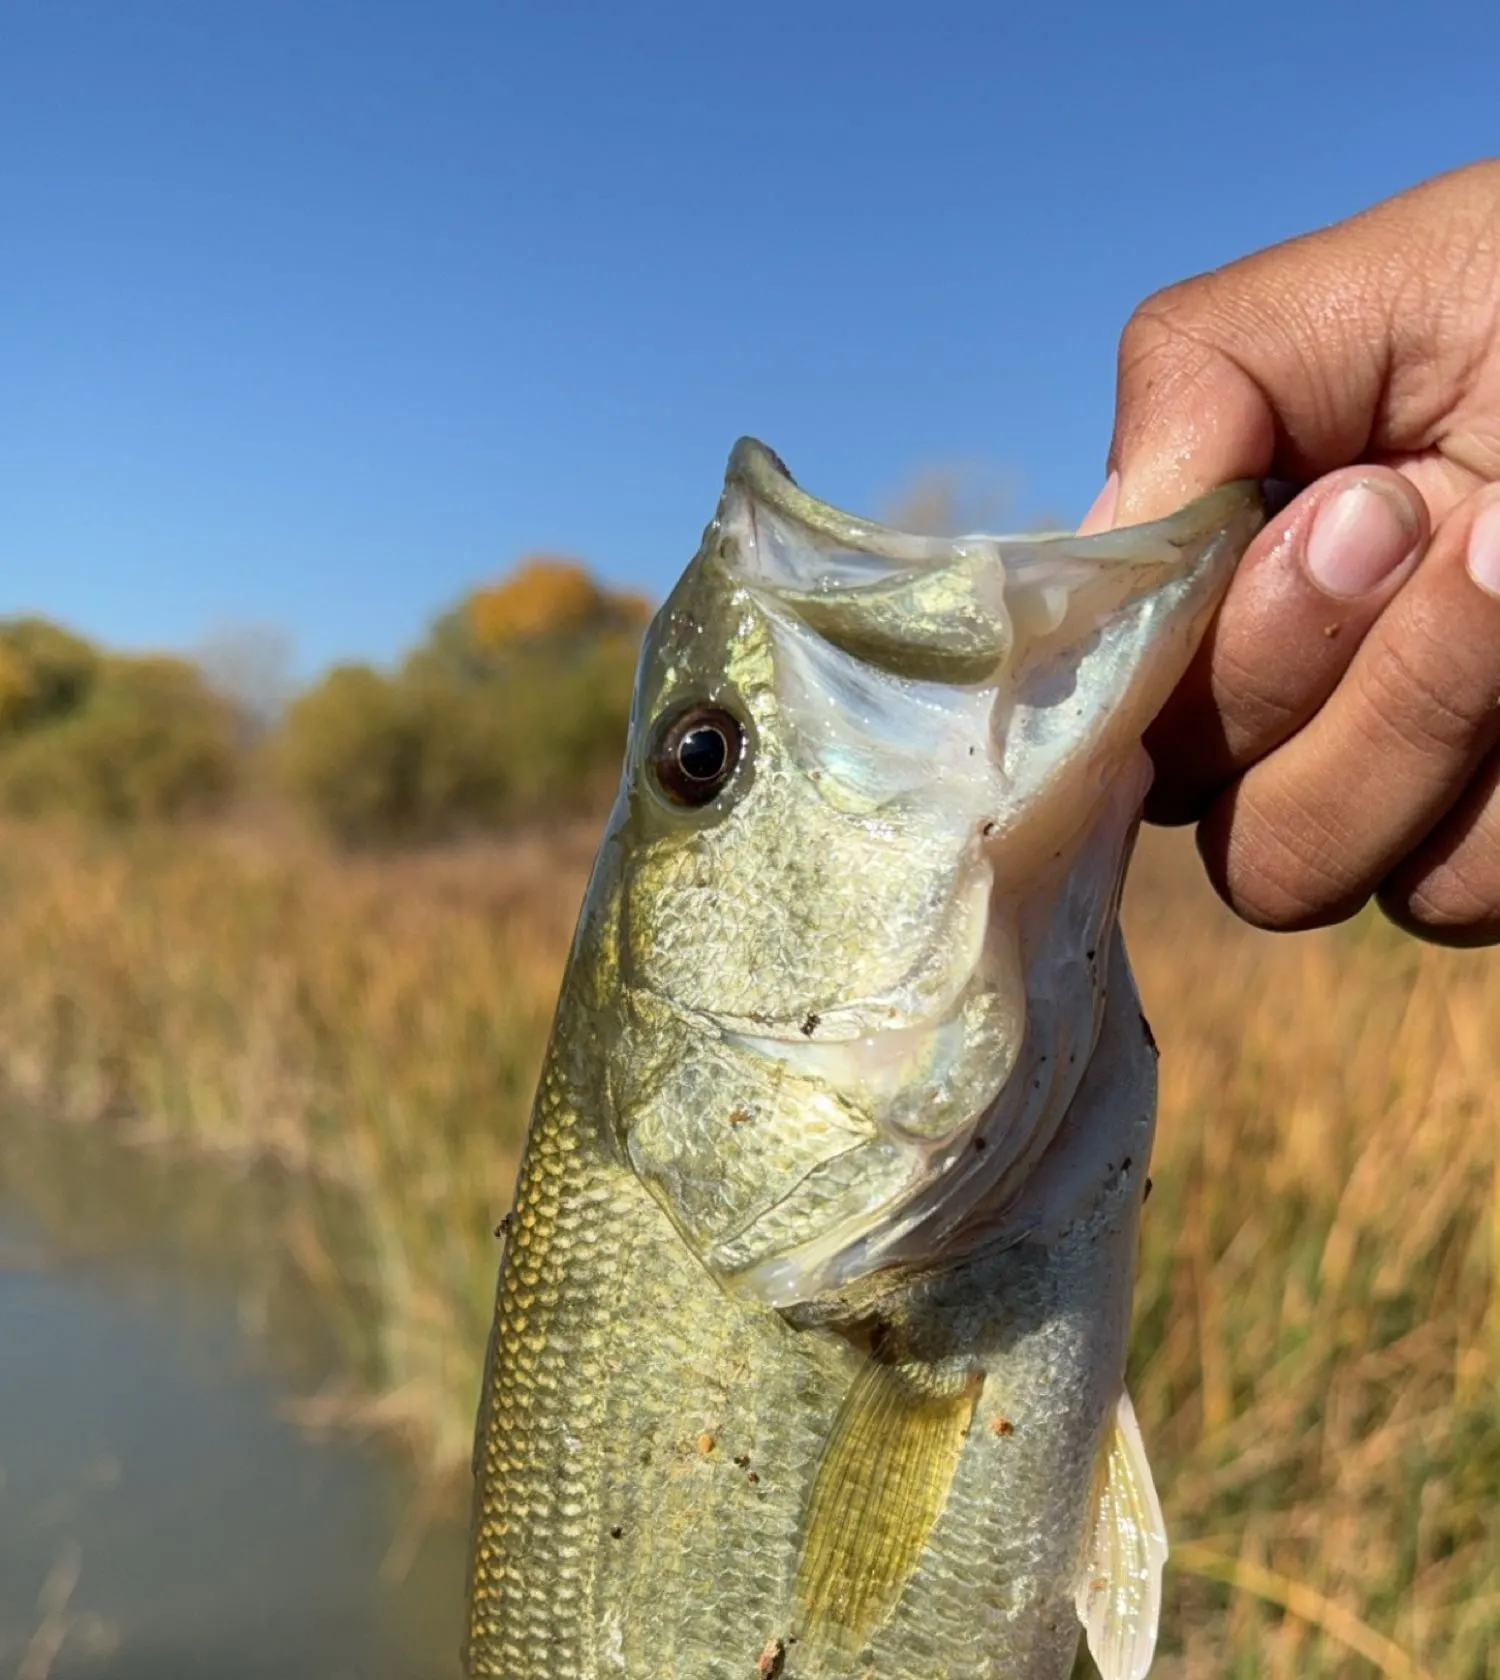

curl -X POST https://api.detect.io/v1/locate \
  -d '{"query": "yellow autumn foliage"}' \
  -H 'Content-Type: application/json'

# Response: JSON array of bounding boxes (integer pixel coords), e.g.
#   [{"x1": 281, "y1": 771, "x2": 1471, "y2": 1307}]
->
[
  {"x1": 464, "y1": 555, "x2": 652, "y2": 651},
  {"x1": 467, "y1": 556, "x2": 604, "y2": 647}
]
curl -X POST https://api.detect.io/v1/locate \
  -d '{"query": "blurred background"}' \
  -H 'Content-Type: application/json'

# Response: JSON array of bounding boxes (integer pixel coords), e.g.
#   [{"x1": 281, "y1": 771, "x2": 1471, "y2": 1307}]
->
[{"x1": 1, "y1": 4, "x2": 1496, "y2": 1677}]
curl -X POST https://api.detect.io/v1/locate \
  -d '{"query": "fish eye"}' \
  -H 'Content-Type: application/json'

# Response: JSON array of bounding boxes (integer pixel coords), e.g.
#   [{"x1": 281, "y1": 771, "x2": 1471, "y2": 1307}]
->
[{"x1": 650, "y1": 705, "x2": 747, "y2": 808}]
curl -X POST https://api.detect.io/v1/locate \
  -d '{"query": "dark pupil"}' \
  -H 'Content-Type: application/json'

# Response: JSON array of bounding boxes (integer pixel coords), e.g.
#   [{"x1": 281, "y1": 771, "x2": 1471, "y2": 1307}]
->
[
  {"x1": 651, "y1": 704, "x2": 744, "y2": 809},
  {"x1": 677, "y1": 724, "x2": 728, "y2": 782}
]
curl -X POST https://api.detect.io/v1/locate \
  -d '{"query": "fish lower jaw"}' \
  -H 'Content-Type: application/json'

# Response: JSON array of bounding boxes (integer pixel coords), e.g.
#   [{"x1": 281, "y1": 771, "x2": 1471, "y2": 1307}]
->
[{"x1": 724, "y1": 995, "x2": 1021, "y2": 1139}]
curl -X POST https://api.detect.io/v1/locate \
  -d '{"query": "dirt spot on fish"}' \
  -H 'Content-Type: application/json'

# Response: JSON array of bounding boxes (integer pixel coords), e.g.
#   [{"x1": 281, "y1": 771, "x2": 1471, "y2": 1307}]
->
[
  {"x1": 990, "y1": 1416, "x2": 1015, "y2": 1437},
  {"x1": 609, "y1": 1524, "x2": 624, "y2": 1539},
  {"x1": 728, "y1": 1105, "x2": 753, "y2": 1127},
  {"x1": 493, "y1": 1212, "x2": 513, "y2": 1239},
  {"x1": 698, "y1": 1432, "x2": 716, "y2": 1455},
  {"x1": 800, "y1": 1011, "x2": 821, "y2": 1037},
  {"x1": 757, "y1": 1636, "x2": 787, "y2": 1677}
]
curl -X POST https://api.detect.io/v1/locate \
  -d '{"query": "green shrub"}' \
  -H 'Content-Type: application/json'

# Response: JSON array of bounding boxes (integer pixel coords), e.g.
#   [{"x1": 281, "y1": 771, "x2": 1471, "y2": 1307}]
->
[
  {"x1": 0, "y1": 617, "x2": 100, "y2": 733},
  {"x1": 274, "y1": 638, "x2": 639, "y2": 847},
  {"x1": 0, "y1": 571, "x2": 642, "y2": 842},
  {"x1": 274, "y1": 557, "x2": 645, "y2": 846},
  {"x1": 0, "y1": 653, "x2": 238, "y2": 822},
  {"x1": 272, "y1": 664, "x2": 427, "y2": 845},
  {"x1": 478, "y1": 633, "x2": 637, "y2": 814}
]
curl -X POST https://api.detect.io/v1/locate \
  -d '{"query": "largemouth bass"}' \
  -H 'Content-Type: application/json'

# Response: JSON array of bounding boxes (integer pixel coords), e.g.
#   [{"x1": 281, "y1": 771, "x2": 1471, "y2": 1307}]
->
[{"x1": 465, "y1": 442, "x2": 1264, "y2": 1680}]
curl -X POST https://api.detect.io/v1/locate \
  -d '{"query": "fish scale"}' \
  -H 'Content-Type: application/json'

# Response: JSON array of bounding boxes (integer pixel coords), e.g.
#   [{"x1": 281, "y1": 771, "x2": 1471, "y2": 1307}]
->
[
  {"x1": 468, "y1": 933, "x2": 864, "y2": 1677},
  {"x1": 467, "y1": 1055, "x2": 611, "y2": 1676},
  {"x1": 464, "y1": 441, "x2": 1264, "y2": 1679}
]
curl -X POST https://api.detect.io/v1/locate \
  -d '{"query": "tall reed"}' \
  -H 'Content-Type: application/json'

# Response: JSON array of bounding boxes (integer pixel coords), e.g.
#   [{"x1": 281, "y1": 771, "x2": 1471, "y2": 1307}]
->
[{"x1": 0, "y1": 818, "x2": 1492, "y2": 1673}]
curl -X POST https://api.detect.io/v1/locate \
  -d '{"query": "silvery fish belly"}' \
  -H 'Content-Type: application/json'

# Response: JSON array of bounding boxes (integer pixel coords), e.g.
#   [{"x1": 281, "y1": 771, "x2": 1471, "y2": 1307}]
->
[{"x1": 464, "y1": 442, "x2": 1264, "y2": 1680}]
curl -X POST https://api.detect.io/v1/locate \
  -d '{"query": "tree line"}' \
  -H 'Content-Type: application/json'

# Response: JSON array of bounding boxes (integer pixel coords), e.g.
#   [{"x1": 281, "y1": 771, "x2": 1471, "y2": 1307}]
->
[{"x1": 0, "y1": 558, "x2": 651, "y2": 844}]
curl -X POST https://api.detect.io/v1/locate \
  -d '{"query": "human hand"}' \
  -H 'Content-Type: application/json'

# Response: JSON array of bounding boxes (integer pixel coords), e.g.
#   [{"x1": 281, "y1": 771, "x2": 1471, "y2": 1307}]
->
[{"x1": 1088, "y1": 159, "x2": 1500, "y2": 945}]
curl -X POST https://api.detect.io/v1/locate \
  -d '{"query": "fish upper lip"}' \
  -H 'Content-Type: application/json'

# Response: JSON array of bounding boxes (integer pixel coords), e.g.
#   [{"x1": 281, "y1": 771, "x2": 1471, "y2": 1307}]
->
[
  {"x1": 726, "y1": 434, "x2": 1266, "y2": 567},
  {"x1": 726, "y1": 436, "x2": 1000, "y2": 568}
]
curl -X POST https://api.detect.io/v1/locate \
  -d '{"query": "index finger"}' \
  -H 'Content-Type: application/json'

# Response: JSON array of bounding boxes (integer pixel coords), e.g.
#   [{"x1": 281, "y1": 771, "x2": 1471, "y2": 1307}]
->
[{"x1": 1108, "y1": 160, "x2": 1500, "y2": 524}]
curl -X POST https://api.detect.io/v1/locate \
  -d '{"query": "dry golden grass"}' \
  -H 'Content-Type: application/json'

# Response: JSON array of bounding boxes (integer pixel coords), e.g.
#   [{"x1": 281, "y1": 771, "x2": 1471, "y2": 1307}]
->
[
  {"x1": 0, "y1": 818, "x2": 594, "y2": 1472},
  {"x1": 1125, "y1": 831, "x2": 1498, "y2": 1679},
  {"x1": 0, "y1": 817, "x2": 1493, "y2": 1675}
]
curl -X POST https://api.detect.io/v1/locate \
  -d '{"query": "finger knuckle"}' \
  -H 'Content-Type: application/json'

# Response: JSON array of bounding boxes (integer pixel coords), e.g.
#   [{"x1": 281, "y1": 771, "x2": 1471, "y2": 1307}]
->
[
  {"x1": 1353, "y1": 605, "x2": 1500, "y2": 759},
  {"x1": 1201, "y1": 784, "x2": 1369, "y2": 931},
  {"x1": 1117, "y1": 277, "x2": 1220, "y2": 380},
  {"x1": 1210, "y1": 641, "x2": 1311, "y2": 750},
  {"x1": 1149, "y1": 649, "x2": 1311, "y2": 823},
  {"x1": 1378, "y1": 812, "x2": 1500, "y2": 944},
  {"x1": 1377, "y1": 870, "x2": 1500, "y2": 945}
]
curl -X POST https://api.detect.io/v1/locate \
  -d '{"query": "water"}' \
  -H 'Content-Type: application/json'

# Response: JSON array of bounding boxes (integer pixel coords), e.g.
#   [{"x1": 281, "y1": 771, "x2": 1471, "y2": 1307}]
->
[{"x1": 0, "y1": 1118, "x2": 468, "y2": 1680}]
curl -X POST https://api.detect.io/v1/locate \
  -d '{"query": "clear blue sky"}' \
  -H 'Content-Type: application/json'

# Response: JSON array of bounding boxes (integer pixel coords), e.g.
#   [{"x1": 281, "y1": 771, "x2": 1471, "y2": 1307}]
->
[{"x1": 3, "y1": 2, "x2": 1495, "y2": 679}]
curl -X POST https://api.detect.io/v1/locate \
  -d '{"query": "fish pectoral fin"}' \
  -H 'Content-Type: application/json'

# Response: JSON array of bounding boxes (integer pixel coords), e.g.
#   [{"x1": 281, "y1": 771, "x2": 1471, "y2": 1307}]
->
[
  {"x1": 794, "y1": 1356, "x2": 981, "y2": 1661},
  {"x1": 1075, "y1": 1388, "x2": 1168, "y2": 1680}
]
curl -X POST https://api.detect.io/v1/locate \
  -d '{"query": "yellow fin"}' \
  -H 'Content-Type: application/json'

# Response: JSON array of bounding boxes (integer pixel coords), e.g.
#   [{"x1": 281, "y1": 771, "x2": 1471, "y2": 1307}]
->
[
  {"x1": 1075, "y1": 1388, "x2": 1168, "y2": 1680},
  {"x1": 794, "y1": 1357, "x2": 980, "y2": 1659}
]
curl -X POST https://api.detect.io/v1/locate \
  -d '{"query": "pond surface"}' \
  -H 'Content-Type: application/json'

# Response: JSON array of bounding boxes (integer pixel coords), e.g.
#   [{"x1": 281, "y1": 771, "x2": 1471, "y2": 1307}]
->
[{"x1": 0, "y1": 1117, "x2": 469, "y2": 1680}]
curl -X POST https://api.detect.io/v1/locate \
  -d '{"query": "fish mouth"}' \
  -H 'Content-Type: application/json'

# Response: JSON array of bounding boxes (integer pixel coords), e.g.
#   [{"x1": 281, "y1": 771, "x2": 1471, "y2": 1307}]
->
[
  {"x1": 616, "y1": 442, "x2": 1267, "y2": 1311},
  {"x1": 717, "y1": 437, "x2": 1265, "y2": 868}
]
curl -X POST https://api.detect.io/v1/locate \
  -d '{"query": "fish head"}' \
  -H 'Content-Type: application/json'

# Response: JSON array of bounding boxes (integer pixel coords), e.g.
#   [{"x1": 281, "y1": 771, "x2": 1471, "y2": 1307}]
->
[{"x1": 600, "y1": 439, "x2": 1262, "y2": 1311}]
